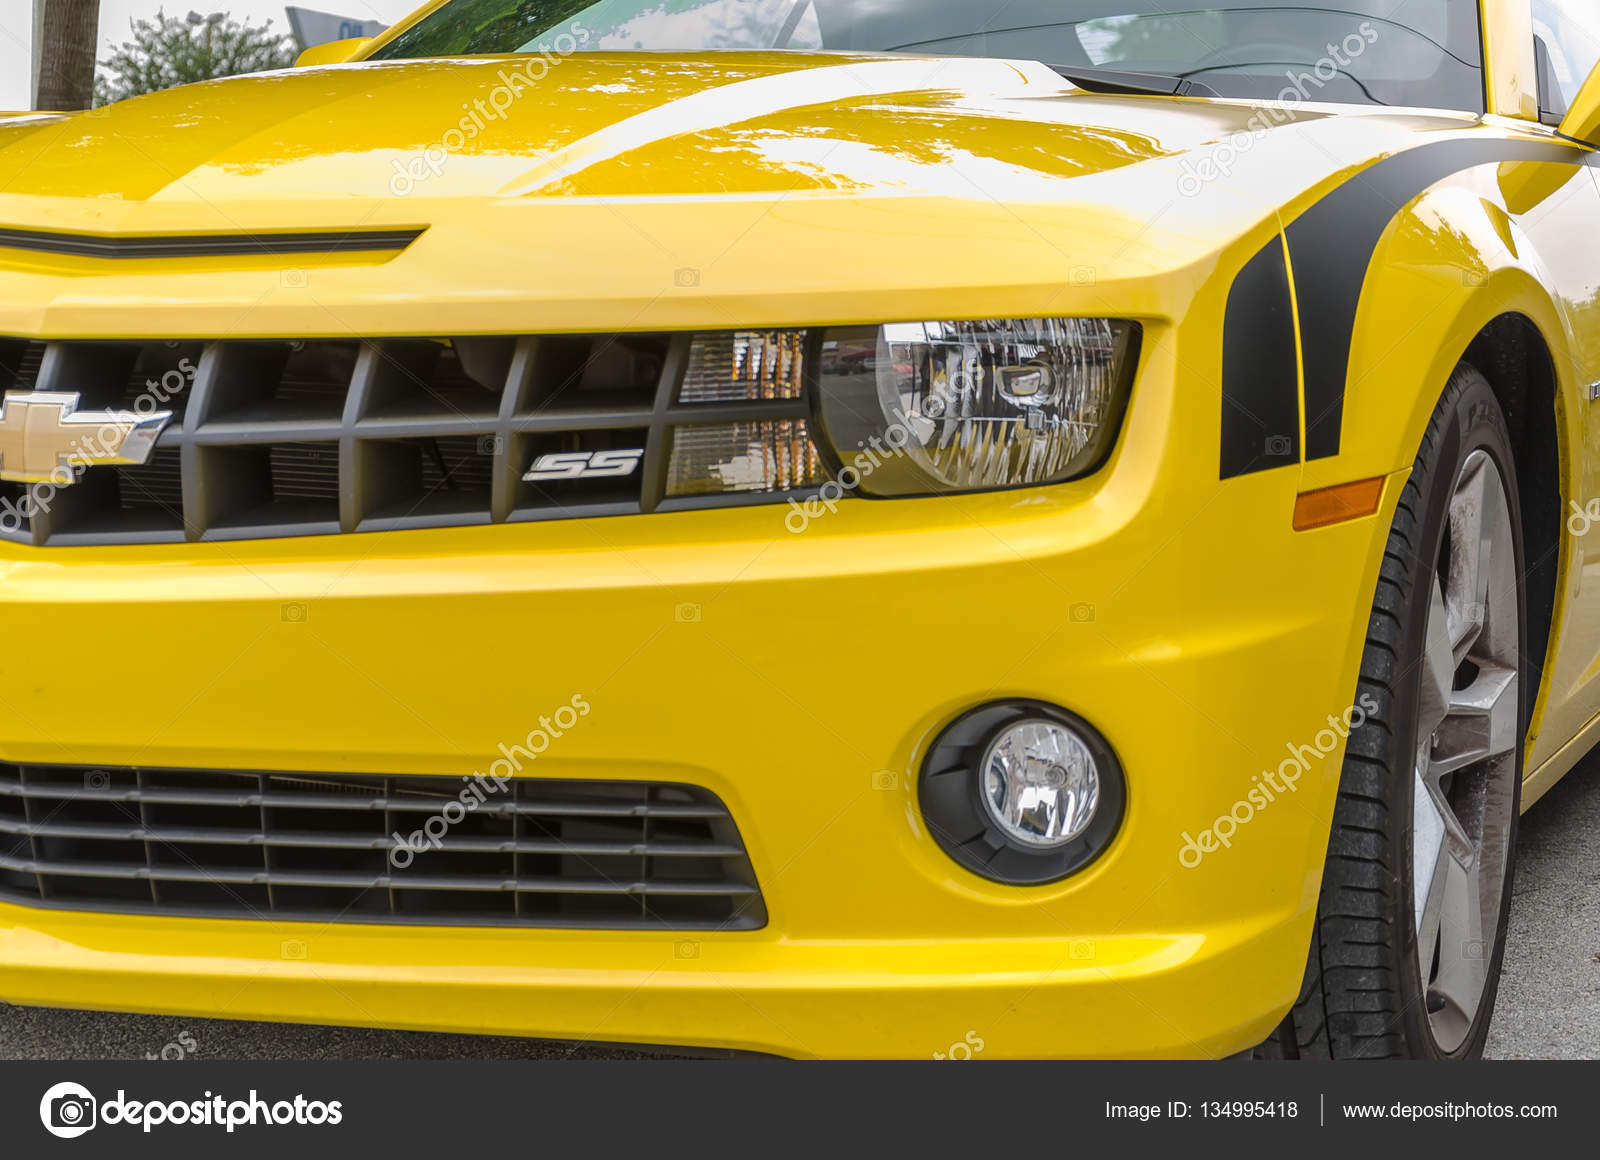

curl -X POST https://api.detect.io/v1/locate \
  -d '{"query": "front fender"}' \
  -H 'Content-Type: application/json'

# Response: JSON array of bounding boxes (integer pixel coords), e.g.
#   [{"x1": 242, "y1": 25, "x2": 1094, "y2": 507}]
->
[{"x1": 1299, "y1": 164, "x2": 1587, "y2": 499}]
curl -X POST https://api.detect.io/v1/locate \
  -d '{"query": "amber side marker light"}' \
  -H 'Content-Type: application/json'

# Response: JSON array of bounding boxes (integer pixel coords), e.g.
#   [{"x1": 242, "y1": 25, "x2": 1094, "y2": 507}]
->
[{"x1": 1293, "y1": 477, "x2": 1386, "y2": 531}]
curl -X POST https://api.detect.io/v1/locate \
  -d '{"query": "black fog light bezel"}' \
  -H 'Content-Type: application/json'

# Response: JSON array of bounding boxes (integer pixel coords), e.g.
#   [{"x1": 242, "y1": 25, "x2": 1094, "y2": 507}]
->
[{"x1": 919, "y1": 700, "x2": 1125, "y2": 885}]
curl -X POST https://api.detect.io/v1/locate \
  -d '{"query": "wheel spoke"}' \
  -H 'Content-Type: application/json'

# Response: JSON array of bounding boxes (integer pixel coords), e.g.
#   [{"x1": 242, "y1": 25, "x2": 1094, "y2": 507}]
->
[
  {"x1": 1430, "y1": 667, "x2": 1518, "y2": 779},
  {"x1": 1418, "y1": 576, "x2": 1455, "y2": 741},
  {"x1": 1444, "y1": 454, "x2": 1490, "y2": 663},
  {"x1": 1477, "y1": 480, "x2": 1521, "y2": 668},
  {"x1": 1412, "y1": 762, "x2": 1450, "y2": 971},
  {"x1": 1425, "y1": 850, "x2": 1488, "y2": 1045}
]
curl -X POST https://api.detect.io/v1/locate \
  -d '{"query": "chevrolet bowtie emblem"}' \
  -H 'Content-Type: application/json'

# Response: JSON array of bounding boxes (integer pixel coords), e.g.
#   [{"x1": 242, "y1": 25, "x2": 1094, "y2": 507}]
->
[{"x1": 0, "y1": 391, "x2": 173, "y2": 484}]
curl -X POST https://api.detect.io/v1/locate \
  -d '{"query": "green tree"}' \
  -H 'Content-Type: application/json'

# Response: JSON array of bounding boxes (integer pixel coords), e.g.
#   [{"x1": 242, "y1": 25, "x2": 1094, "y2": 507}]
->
[{"x1": 95, "y1": 9, "x2": 296, "y2": 105}]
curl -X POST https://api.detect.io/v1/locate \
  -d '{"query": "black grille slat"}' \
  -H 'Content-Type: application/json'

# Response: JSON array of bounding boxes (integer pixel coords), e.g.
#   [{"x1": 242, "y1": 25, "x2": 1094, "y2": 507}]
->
[
  {"x1": 0, "y1": 853, "x2": 759, "y2": 896},
  {"x1": 258, "y1": 772, "x2": 276, "y2": 912},
  {"x1": 136, "y1": 767, "x2": 159, "y2": 907},
  {"x1": 0, "y1": 331, "x2": 823, "y2": 545},
  {"x1": 383, "y1": 774, "x2": 399, "y2": 916},
  {"x1": 120, "y1": 343, "x2": 201, "y2": 424},
  {"x1": 115, "y1": 446, "x2": 186, "y2": 513},
  {"x1": 13, "y1": 767, "x2": 48, "y2": 901},
  {"x1": 268, "y1": 442, "x2": 342, "y2": 501},
  {"x1": 0, "y1": 765, "x2": 764, "y2": 930},
  {"x1": 0, "y1": 774, "x2": 729, "y2": 817},
  {"x1": 5, "y1": 819, "x2": 741, "y2": 857},
  {"x1": 0, "y1": 339, "x2": 45, "y2": 392}
]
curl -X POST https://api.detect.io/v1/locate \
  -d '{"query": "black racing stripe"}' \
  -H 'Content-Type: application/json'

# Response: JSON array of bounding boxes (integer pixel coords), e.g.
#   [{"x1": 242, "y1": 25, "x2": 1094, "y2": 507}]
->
[
  {"x1": 1285, "y1": 137, "x2": 1584, "y2": 460},
  {"x1": 1220, "y1": 236, "x2": 1300, "y2": 479},
  {"x1": 0, "y1": 227, "x2": 426, "y2": 259}
]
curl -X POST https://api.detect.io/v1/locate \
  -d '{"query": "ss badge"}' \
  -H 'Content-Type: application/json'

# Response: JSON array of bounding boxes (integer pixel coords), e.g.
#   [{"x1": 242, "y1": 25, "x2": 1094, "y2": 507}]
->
[{"x1": 523, "y1": 448, "x2": 645, "y2": 482}]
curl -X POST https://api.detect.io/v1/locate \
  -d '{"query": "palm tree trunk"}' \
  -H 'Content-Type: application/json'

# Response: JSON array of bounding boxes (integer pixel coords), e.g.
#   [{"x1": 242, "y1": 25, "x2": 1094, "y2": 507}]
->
[{"x1": 36, "y1": 0, "x2": 101, "y2": 110}]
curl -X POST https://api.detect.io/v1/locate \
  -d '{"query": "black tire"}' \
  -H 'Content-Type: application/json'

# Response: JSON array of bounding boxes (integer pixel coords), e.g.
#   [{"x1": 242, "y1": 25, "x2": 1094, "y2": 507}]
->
[{"x1": 1260, "y1": 365, "x2": 1526, "y2": 1060}]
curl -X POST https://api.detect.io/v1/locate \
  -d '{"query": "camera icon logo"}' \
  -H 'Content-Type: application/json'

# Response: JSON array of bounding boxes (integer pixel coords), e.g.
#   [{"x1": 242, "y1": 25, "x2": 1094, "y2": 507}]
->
[
  {"x1": 674, "y1": 267, "x2": 701, "y2": 288},
  {"x1": 871, "y1": 770, "x2": 898, "y2": 791},
  {"x1": 1264, "y1": 434, "x2": 1293, "y2": 457},
  {"x1": 675, "y1": 602, "x2": 702, "y2": 623},
  {"x1": 281, "y1": 938, "x2": 309, "y2": 960},
  {"x1": 1069, "y1": 601, "x2": 1096, "y2": 624},
  {"x1": 282, "y1": 602, "x2": 308, "y2": 624},
  {"x1": 675, "y1": 938, "x2": 700, "y2": 960},
  {"x1": 39, "y1": 1081, "x2": 97, "y2": 1139}
]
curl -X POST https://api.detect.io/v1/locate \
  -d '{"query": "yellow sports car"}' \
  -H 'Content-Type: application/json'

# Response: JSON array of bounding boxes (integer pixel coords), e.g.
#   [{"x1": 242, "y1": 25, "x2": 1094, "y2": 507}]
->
[{"x1": 1, "y1": 0, "x2": 1598, "y2": 1061}]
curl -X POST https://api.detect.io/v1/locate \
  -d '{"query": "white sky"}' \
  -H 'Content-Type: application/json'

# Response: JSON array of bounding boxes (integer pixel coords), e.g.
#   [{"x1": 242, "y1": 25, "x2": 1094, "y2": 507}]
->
[{"x1": 0, "y1": 0, "x2": 426, "y2": 110}]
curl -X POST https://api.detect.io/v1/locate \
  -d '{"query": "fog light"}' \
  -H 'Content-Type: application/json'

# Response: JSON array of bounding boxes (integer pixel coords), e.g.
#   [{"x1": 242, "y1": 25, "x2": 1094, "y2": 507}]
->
[
  {"x1": 981, "y1": 720, "x2": 1100, "y2": 848},
  {"x1": 920, "y1": 701, "x2": 1124, "y2": 885}
]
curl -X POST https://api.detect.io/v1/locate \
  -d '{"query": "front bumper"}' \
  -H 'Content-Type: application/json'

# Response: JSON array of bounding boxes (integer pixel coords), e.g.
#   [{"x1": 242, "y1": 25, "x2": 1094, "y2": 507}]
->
[{"x1": 0, "y1": 330, "x2": 1399, "y2": 1058}]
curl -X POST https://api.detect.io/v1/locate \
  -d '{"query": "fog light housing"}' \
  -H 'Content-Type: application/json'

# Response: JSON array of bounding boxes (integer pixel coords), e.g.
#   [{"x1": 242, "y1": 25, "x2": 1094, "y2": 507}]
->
[{"x1": 920, "y1": 701, "x2": 1124, "y2": 884}]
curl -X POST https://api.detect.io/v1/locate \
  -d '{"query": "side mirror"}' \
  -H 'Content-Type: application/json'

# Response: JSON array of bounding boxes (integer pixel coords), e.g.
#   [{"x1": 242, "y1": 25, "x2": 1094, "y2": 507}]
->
[
  {"x1": 1558, "y1": 60, "x2": 1600, "y2": 146},
  {"x1": 296, "y1": 37, "x2": 372, "y2": 68}
]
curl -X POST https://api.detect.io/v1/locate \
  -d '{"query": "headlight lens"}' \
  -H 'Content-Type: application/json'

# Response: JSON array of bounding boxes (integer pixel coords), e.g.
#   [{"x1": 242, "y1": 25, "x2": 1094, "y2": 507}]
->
[
  {"x1": 680, "y1": 331, "x2": 806, "y2": 403},
  {"x1": 665, "y1": 419, "x2": 825, "y2": 498},
  {"x1": 815, "y1": 318, "x2": 1139, "y2": 495},
  {"x1": 662, "y1": 330, "x2": 825, "y2": 503}
]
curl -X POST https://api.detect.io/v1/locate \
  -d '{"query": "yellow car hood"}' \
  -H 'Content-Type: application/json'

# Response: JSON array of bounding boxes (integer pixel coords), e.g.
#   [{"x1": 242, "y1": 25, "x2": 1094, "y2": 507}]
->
[
  {"x1": 0, "y1": 54, "x2": 1210, "y2": 203},
  {"x1": 0, "y1": 52, "x2": 1482, "y2": 338}
]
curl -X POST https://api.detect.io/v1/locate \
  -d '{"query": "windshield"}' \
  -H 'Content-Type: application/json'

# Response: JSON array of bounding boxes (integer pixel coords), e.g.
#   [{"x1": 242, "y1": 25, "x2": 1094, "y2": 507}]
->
[{"x1": 371, "y1": 1, "x2": 1485, "y2": 112}]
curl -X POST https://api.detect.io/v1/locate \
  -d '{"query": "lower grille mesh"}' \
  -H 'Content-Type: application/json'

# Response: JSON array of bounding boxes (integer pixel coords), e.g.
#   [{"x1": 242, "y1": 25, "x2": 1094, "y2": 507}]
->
[{"x1": 0, "y1": 765, "x2": 765, "y2": 930}]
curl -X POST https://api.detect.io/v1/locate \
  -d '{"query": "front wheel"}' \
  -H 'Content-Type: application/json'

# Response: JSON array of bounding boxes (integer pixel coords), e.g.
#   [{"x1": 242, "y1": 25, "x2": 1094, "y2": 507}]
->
[{"x1": 1264, "y1": 365, "x2": 1525, "y2": 1060}]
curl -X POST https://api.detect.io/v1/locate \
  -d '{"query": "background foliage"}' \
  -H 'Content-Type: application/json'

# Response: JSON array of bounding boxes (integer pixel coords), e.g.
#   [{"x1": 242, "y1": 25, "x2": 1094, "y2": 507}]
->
[{"x1": 96, "y1": 9, "x2": 295, "y2": 104}]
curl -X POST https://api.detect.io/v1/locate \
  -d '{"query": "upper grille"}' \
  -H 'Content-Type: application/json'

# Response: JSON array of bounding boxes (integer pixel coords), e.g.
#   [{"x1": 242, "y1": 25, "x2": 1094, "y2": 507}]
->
[
  {"x1": 0, "y1": 765, "x2": 766, "y2": 930},
  {"x1": 0, "y1": 332, "x2": 824, "y2": 546}
]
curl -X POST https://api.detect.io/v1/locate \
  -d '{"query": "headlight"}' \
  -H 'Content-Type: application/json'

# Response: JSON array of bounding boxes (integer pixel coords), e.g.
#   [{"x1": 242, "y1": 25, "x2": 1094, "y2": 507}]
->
[{"x1": 814, "y1": 318, "x2": 1139, "y2": 496}]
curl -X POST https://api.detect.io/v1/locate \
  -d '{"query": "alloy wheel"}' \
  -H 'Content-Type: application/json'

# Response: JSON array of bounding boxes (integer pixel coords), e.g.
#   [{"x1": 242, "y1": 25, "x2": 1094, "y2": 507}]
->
[{"x1": 1410, "y1": 448, "x2": 1520, "y2": 1054}]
